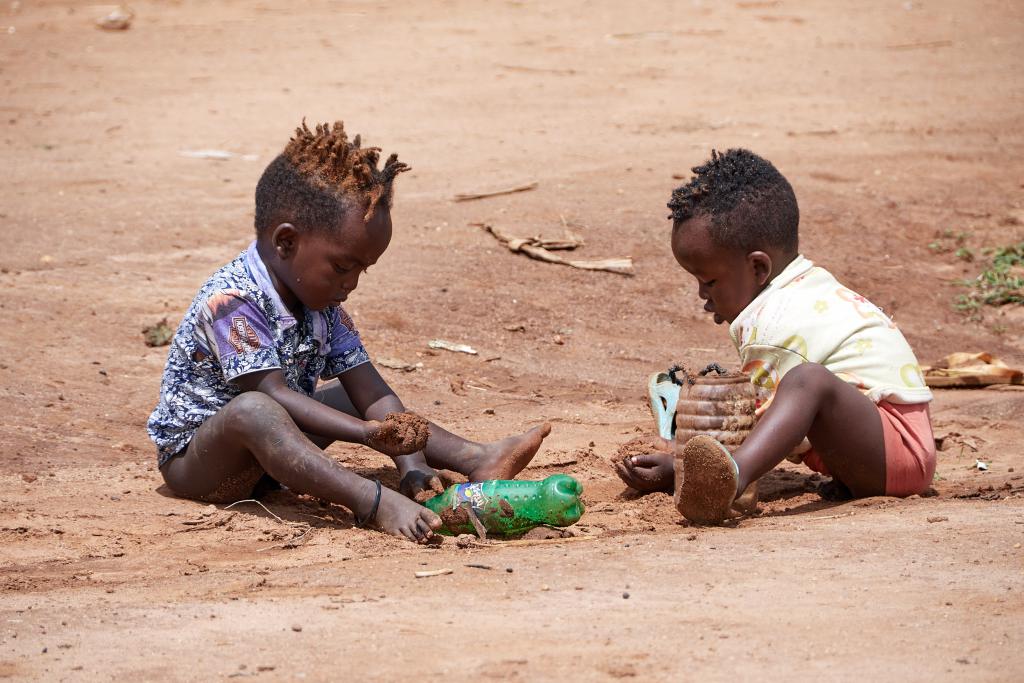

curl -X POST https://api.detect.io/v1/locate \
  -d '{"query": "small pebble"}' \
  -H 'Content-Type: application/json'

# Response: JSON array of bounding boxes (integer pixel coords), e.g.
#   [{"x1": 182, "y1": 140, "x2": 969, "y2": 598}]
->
[
  {"x1": 505, "y1": 567, "x2": 513, "y2": 573},
  {"x1": 291, "y1": 624, "x2": 303, "y2": 632},
  {"x1": 622, "y1": 592, "x2": 630, "y2": 599},
  {"x1": 541, "y1": 585, "x2": 549, "y2": 592}
]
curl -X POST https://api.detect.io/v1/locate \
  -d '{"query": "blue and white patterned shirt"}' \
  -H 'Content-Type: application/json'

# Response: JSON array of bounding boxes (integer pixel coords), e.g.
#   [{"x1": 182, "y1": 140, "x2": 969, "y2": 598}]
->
[{"x1": 147, "y1": 241, "x2": 370, "y2": 465}]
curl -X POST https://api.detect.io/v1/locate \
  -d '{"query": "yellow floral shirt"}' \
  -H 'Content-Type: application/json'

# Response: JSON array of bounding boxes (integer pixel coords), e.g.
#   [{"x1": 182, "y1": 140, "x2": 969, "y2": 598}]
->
[{"x1": 729, "y1": 255, "x2": 932, "y2": 411}]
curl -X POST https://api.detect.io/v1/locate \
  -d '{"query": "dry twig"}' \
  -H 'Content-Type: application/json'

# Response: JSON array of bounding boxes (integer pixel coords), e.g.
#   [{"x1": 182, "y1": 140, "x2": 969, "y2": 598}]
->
[
  {"x1": 415, "y1": 568, "x2": 454, "y2": 578},
  {"x1": 453, "y1": 181, "x2": 538, "y2": 202},
  {"x1": 887, "y1": 40, "x2": 953, "y2": 51},
  {"x1": 476, "y1": 223, "x2": 634, "y2": 276}
]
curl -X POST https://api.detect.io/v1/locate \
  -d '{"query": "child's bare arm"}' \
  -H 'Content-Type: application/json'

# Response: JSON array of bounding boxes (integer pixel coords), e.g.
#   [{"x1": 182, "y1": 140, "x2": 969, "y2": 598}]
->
[
  {"x1": 337, "y1": 362, "x2": 406, "y2": 420},
  {"x1": 233, "y1": 369, "x2": 421, "y2": 457},
  {"x1": 338, "y1": 363, "x2": 444, "y2": 498}
]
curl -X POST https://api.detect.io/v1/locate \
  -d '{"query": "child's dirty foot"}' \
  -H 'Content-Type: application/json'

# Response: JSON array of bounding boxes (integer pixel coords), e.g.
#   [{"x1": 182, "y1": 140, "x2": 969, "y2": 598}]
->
[
  {"x1": 366, "y1": 412, "x2": 430, "y2": 457},
  {"x1": 614, "y1": 452, "x2": 674, "y2": 493},
  {"x1": 818, "y1": 477, "x2": 853, "y2": 502},
  {"x1": 469, "y1": 423, "x2": 552, "y2": 481},
  {"x1": 674, "y1": 435, "x2": 739, "y2": 525},
  {"x1": 731, "y1": 480, "x2": 760, "y2": 515},
  {"x1": 372, "y1": 486, "x2": 442, "y2": 543}
]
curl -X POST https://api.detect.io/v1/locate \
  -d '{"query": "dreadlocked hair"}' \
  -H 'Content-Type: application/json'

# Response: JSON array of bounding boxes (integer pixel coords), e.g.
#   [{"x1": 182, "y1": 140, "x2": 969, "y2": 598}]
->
[
  {"x1": 254, "y1": 120, "x2": 409, "y2": 235},
  {"x1": 667, "y1": 148, "x2": 799, "y2": 254}
]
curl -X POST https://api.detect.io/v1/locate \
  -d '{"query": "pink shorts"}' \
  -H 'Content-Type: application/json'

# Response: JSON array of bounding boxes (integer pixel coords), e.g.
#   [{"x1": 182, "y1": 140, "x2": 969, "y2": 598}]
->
[{"x1": 801, "y1": 401, "x2": 936, "y2": 496}]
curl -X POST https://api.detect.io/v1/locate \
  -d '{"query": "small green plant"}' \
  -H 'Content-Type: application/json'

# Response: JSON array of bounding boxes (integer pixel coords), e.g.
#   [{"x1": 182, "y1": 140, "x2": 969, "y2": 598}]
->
[
  {"x1": 955, "y1": 247, "x2": 974, "y2": 262},
  {"x1": 954, "y1": 242, "x2": 1024, "y2": 319},
  {"x1": 928, "y1": 230, "x2": 971, "y2": 255}
]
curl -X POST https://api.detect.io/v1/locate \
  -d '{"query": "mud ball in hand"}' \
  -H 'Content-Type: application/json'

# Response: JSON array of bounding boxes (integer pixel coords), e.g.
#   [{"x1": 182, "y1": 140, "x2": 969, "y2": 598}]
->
[{"x1": 370, "y1": 412, "x2": 430, "y2": 453}]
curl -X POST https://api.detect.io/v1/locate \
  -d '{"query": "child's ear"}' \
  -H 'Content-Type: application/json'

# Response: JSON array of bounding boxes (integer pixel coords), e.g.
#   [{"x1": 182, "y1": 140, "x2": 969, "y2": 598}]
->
[
  {"x1": 748, "y1": 251, "x2": 773, "y2": 286},
  {"x1": 271, "y1": 223, "x2": 299, "y2": 259}
]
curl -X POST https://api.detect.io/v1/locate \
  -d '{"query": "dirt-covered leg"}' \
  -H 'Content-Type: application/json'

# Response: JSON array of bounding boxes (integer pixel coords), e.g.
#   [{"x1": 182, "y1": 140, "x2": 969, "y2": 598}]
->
[
  {"x1": 730, "y1": 363, "x2": 886, "y2": 497},
  {"x1": 160, "y1": 392, "x2": 440, "y2": 541},
  {"x1": 420, "y1": 421, "x2": 552, "y2": 481}
]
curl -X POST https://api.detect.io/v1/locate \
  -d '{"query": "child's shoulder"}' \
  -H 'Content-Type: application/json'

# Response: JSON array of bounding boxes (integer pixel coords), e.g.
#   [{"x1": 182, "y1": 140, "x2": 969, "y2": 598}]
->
[
  {"x1": 178, "y1": 251, "x2": 274, "y2": 330},
  {"x1": 769, "y1": 258, "x2": 860, "y2": 310},
  {"x1": 779, "y1": 259, "x2": 881, "y2": 309},
  {"x1": 741, "y1": 258, "x2": 847, "y2": 334},
  {"x1": 765, "y1": 256, "x2": 897, "y2": 334},
  {"x1": 192, "y1": 251, "x2": 264, "y2": 303}
]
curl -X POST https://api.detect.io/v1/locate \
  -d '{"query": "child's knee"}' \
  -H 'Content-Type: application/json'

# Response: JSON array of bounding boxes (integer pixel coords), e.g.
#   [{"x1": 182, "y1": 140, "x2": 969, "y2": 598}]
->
[
  {"x1": 222, "y1": 391, "x2": 290, "y2": 435},
  {"x1": 779, "y1": 364, "x2": 864, "y2": 409}
]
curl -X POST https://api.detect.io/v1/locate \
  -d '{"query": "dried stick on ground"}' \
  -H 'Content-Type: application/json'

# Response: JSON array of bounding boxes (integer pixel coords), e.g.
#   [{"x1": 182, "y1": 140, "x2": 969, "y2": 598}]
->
[
  {"x1": 476, "y1": 223, "x2": 634, "y2": 276},
  {"x1": 453, "y1": 181, "x2": 538, "y2": 202}
]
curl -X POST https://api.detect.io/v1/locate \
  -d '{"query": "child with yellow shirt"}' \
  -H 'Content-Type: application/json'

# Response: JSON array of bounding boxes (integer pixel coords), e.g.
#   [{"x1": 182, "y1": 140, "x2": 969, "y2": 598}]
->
[{"x1": 615, "y1": 149, "x2": 935, "y2": 524}]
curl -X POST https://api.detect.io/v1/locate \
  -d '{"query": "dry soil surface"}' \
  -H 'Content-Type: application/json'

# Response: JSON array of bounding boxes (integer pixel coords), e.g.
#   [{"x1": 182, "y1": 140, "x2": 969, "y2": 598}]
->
[{"x1": 2, "y1": 1, "x2": 1023, "y2": 681}]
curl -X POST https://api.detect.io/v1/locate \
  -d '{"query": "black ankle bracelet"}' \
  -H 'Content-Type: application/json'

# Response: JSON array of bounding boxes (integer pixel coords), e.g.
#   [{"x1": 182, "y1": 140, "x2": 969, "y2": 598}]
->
[{"x1": 355, "y1": 479, "x2": 382, "y2": 528}]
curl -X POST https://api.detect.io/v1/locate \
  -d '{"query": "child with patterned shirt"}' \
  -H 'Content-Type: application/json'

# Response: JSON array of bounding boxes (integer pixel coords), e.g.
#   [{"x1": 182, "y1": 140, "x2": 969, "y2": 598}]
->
[
  {"x1": 148, "y1": 121, "x2": 550, "y2": 542},
  {"x1": 615, "y1": 149, "x2": 935, "y2": 524}
]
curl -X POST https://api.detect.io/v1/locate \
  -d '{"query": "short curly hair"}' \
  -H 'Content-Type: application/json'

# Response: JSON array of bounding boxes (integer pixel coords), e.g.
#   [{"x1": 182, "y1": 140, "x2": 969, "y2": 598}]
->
[
  {"x1": 254, "y1": 120, "x2": 409, "y2": 235},
  {"x1": 668, "y1": 149, "x2": 799, "y2": 254}
]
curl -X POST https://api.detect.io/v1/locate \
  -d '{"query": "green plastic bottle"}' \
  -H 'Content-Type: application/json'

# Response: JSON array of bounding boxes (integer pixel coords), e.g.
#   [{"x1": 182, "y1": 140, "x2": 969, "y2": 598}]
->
[{"x1": 424, "y1": 474, "x2": 585, "y2": 536}]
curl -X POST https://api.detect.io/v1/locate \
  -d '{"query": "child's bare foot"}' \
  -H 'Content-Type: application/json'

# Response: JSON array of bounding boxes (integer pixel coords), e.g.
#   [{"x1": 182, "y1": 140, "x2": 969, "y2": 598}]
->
[
  {"x1": 365, "y1": 412, "x2": 430, "y2": 457},
  {"x1": 818, "y1": 477, "x2": 853, "y2": 502},
  {"x1": 614, "y1": 452, "x2": 674, "y2": 493},
  {"x1": 466, "y1": 423, "x2": 552, "y2": 481},
  {"x1": 674, "y1": 435, "x2": 739, "y2": 525},
  {"x1": 372, "y1": 486, "x2": 442, "y2": 543}
]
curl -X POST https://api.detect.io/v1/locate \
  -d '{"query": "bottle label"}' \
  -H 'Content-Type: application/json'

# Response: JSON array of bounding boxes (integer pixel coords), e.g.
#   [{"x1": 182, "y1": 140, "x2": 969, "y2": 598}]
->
[{"x1": 453, "y1": 483, "x2": 487, "y2": 513}]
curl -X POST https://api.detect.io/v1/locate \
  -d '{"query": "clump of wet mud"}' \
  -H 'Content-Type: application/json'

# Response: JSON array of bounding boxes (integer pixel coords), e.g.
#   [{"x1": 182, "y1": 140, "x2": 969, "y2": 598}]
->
[
  {"x1": 439, "y1": 505, "x2": 469, "y2": 533},
  {"x1": 368, "y1": 412, "x2": 429, "y2": 454},
  {"x1": 615, "y1": 436, "x2": 668, "y2": 462},
  {"x1": 411, "y1": 488, "x2": 439, "y2": 504},
  {"x1": 498, "y1": 499, "x2": 515, "y2": 518},
  {"x1": 668, "y1": 361, "x2": 747, "y2": 386}
]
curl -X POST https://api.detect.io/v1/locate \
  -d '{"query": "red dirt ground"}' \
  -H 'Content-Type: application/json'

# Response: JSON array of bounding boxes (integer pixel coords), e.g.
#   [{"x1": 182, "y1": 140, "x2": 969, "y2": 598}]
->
[{"x1": 2, "y1": 1, "x2": 1023, "y2": 680}]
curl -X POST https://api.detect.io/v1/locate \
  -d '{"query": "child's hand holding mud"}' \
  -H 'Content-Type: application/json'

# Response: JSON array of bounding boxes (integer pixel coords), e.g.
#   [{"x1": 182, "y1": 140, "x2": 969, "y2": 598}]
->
[{"x1": 364, "y1": 412, "x2": 430, "y2": 457}]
